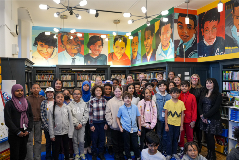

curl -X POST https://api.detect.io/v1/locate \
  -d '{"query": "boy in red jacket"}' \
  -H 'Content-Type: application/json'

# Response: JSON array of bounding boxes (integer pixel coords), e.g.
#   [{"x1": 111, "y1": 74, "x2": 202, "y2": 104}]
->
[{"x1": 178, "y1": 81, "x2": 197, "y2": 156}]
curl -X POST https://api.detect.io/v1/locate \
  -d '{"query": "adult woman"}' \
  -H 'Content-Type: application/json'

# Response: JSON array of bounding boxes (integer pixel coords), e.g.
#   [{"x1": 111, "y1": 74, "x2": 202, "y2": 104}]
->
[
  {"x1": 52, "y1": 79, "x2": 63, "y2": 93},
  {"x1": 173, "y1": 76, "x2": 181, "y2": 90},
  {"x1": 198, "y1": 78, "x2": 222, "y2": 160},
  {"x1": 189, "y1": 74, "x2": 205, "y2": 151}
]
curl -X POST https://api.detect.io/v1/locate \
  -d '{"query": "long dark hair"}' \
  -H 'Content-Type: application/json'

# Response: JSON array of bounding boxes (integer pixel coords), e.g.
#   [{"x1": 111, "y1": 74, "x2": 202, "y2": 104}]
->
[
  {"x1": 204, "y1": 78, "x2": 219, "y2": 100},
  {"x1": 52, "y1": 78, "x2": 62, "y2": 92},
  {"x1": 126, "y1": 83, "x2": 138, "y2": 98},
  {"x1": 53, "y1": 92, "x2": 64, "y2": 125},
  {"x1": 140, "y1": 88, "x2": 151, "y2": 100}
]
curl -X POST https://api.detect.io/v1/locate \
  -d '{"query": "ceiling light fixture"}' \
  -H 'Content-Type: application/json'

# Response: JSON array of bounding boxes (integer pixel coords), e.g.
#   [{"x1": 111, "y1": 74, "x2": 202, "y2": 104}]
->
[
  {"x1": 53, "y1": 28, "x2": 59, "y2": 32},
  {"x1": 141, "y1": 6, "x2": 147, "y2": 13},
  {"x1": 146, "y1": 21, "x2": 150, "y2": 26},
  {"x1": 129, "y1": 36, "x2": 133, "y2": 39},
  {"x1": 95, "y1": 11, "x2": 99, "y2": 17},
  {"x1": 123, "y1": 13, "x2": 131, "y2": 17},
  {"x1": 70, "y1": 29, "x2": 76, "y2": 33},
  {"x1": 105, "y1": 38, "x2": 108, "y2": 41},
  {"x1": 113, "y1": 32, "x2": 117, "y2": 36},
  {"x1": 39, "y1": 4, "x2": 48, "y2": 10},
  {"x1": 54, "y1": 35, "x2": 57, "y2": 38},
  {"x1": 101, "y1": 35, "x2": 107, "y2": 38},
  {"x1": 53, "y1": 0, "x2": 60, "y2": 4},
  {"x1": 185, "y1": 0, "x2": 189, "y2": 24},
  {"x1": 218, "y1": 0, "x2": 223, "y2": 12},
  {"x1": 128, "y1": 19, "x2": 134, "y2": 24},
  {"x1": 88, "y1": 9, "x2": 96, "y2": 14},
  {"x1": 54, "y1": 12, "x2": 60, "y2": 17},
  {"x1": 75, "y1": 14, "x2": 81, "y2": 19},
  {"x1": 126, "y1": 33, "x2": 131, "y2": 36},
  {"x1": 162, "y1": 17, "x2": 168, "y2": 22},
  {"x1": 45, "y1": 32, "x2": 51, "y2": 35},
  {"x1": 161, "y1": 10, "x2": 169, "y2": 15},
  {"x1": 79, "y1": 0, "x2": 87, "y2": 6},
  {"x1": 77, "y1": 33, "x2": 82, "y2": 37}
]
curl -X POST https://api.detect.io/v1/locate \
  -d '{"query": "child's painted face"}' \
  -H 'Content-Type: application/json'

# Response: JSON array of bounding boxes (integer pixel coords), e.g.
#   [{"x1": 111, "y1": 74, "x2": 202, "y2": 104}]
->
[
  {"x1": 83, "y1": 84, "x2": 90, "y2": 92},
  {"x1": 181, "y1": 84, "x2": 189, "y2": 93},
  {"x1": 169, "y1": 83, "x2": 175, "y2": 91},
  {"x1": 187, "y1": 145, "x2": 198, "y2": 159},
  {"x1": 171, "y1": 92, "x2": 180, "y2": 99},
  {"x1": 114, "y1": 88, "x2": 122, "y2": 98},
  {"x1": 46, "y1": 91, "x2": 54, "y2": 99},
  {"x1": 174, "y1": 78, "x2": 181, "y2": 86},
  {"x1": 160, "y1": 24, "x2": 172, "y2": 50},
  {"x1": 31, "y1": 84, "x2": 41, "y2": 95},
  {"x1": 128, "y1": 85, "x2": 135, "y2": 95},
  {"x1": 123, "y1": 96, "x2": 132, "y2": 105},
  {"x1": 158, "y1": 84, "x2": 167, "y2": 93},
  {"x1": 95, "y1": 87, "x2": 102, "y2": 97},
  {"x1": 157, "y1": 74, "x2": 163, "y2": 81},
  {"x1": 135, "y1": 85, "x2": 140, "y2": 93},
  {"x1": 55, "y1": 80, "x2": 62, "y2": 91},
  {"x1": 14, "y1": 89, "x2": 24, "y2": 98},
  {"x1": 113, "y1": 40, "x2": 126, "y2": 56},
  {"x1": 146, "y1": 85, "x2": 153, "y2": 92},
  {"x1": 147, "y1": 143, "x2": 159, "y2": 155},
  {"x1": 73, "y1": 90, "x2": 82, "y2": 102},
  {"x1": 104, "y1": 86, "x2": 112, "y2": 96},
  {"x1": 144, "y1": 89, "x2": 151, "y2": 100},
  {"x1": 202, "y1": 20, "x2": 218, "y2": 45},
  {"x1": 56, "y1": 93, "x2": 64, "y2": 104}
]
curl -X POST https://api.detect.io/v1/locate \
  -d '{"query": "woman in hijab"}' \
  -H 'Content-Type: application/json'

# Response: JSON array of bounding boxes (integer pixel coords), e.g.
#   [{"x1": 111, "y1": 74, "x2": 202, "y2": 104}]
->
[
  {"x1": 82, "y1": 81, "x2": 92, "y2": 154},
  {"x1": 4, "y1": 84, "x2": 33, "y2": 160}
]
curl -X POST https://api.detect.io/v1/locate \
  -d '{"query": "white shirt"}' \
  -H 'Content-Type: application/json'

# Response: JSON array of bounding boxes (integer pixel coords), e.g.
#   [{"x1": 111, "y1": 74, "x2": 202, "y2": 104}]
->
[
  {"x1": 141, "y1": 148, "x2": 166, "y2": 160},
  {"x1": 32, "y1": 50, "x2": 58, "y2": 66},
  {"x1": 58, "y1": 51, "x2": 84, "y2": 65},
  {"x1": 131, "y1": 97, "x2": 140, "y2": 106}
]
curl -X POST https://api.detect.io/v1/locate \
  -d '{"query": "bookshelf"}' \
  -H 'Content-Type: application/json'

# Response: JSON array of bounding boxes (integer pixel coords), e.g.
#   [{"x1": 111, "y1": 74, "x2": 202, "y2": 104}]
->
[{"x1": 129, "y1": 67, "x2": 166, "y2": 81}]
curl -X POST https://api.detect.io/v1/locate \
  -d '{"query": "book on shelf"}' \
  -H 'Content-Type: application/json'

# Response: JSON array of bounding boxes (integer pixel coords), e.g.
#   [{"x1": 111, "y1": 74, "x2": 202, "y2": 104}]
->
[
  {"x1": 91, "y1": 75, "x2": 105, "y2": 81},
  {"x1": 223, "y1": 82, "x2": 239, "y2": 91},
  {"x1": 36, "y1": 74, "x2": 54, "y2": 80},
  {"x1": 77, "y1": 74, "x2": 90, "y2": 80},
  {"x1": 77, "y1": 82, "x2": 83, "y2": 87},
  {"x1": 111, "y1": 74, "x2": 126, "y2": 79},
  {"x1": 37, "y1": 81, "x2": 52, "y2": 88},
  {"x1": 223, "y1": 71, "x2": 239, "y2": 80},
  {"x1": 61, "y1": 74, "x2": 71, "y2": 80},
  {"x1": 63, "y1": 81, "x2": 74, "y2": 87}
]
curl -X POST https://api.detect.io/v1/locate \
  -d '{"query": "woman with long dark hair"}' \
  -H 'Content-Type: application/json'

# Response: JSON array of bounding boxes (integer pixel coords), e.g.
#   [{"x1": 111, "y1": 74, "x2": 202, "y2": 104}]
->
[{"x1": 198, "y1": 78, "x2": 222, "y2": 160}]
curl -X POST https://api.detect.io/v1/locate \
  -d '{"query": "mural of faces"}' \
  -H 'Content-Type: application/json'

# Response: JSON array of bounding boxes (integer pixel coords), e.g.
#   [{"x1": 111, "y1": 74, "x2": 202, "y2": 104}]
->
[
  {"x1": 131, "y1": 31, "x2": 141, "y2": 65},
  {"x1": 37, "y1": 41, "x2": 55, "y2": 59},
  {"x1": 160, "y1": 23, "x2": 172, "y2": 50},
  {"x1": 144, "y1": 30, "x2": 154, "y2": 54},
  {"x1": 61, "y1": 34, "x2": 82, "y2": 57}
]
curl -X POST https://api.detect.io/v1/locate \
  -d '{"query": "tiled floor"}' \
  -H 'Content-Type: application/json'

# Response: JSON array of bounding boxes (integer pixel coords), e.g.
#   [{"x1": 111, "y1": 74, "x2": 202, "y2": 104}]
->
[{"x1": 200, "y1": 146, "x2": 226, "y2": 160}]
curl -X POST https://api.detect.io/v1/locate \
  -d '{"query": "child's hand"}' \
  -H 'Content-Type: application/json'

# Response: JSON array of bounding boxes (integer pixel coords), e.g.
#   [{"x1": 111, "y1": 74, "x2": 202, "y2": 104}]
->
[
  {"x1": 51, "y1": 137, "x2": 55, "y2": 141},
  {"x1": 77, "y1": 124, "x2": 82, "y2": 129},
  {"x1": 90, "y1": 126, "x2": 95, "y2": 132},
  {"x1": 190, "y1": 121, "x2": 195, "y2": 128},
  {"x1": 104, "y1": 124, "x2": 108, "y2": 130},
  {"x1": 165, "y1": 125, "x2": 169, "y2": 132},
  {"x1": 137, "y1": 130, "x2": 141, "y2": 136},
  {"x1": 119, "y1": 127, "x2": 123, "y2": 132},
  {"x1": 180, "y1": 126, "x2": 184, "y2": 132}
]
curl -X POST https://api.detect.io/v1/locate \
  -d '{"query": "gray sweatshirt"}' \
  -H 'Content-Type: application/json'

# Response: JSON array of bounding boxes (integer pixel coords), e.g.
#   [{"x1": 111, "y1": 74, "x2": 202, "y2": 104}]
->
[
  {"x1": 48, "y1": 103, "x2": 74, "y2": 139},
  {"x1": 68, "y1": 99, "x2": 89, "y2": 127},
  {"x1": 181, "y1": 154, "x2": 207, "y2": 160}
]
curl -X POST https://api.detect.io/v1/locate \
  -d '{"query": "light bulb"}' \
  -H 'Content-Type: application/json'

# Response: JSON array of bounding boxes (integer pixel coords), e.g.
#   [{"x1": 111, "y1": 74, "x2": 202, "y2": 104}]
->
[
  {"x1": 113, "y1": 32, "x2": 117, "y2": 36},
  {"x1": 45, "y1": 32, "x2": 51, "y2": 35},
  {"x1": 39, "y1": 4, "x2": 48, "y2": 10},
  {"x1": 77, "y1": 33, "x2": 82, "y2": 37},
  {"x1": 123, "y1": 13, "x2": 131, "y2": 17},
  {"x1": 126, "y1": 33, "x2": 131, "y2": 36},
  {"x1": 53, "y1": 28, "x2": 59, "y2": 32},
  {"x1": 185, "y1": 16, "x2": 189, "y2": 24},
  {"x1": 218, "y1": 1, "x2": 223, "y2": 12},
  {"x1": 146, "y1": 21, "x2": 150, "y2": 26},
  {"x1": 70, "y1": 29, "x2": 76, "y2": 33},
  {"x1": 128, "y1": 20, "x2": 133, "y2": 24},
  {"x1": 141, "y1": 6, "x2": 147, "y2": 13},
  {"x1": 88, "y1": 9, "x2": 96, "y2": 14},
  {"x1": 161, "y1": 10, "x2": 169, "y2": 15},
  {"x1": 129, "y1": 36, "x2": 133, "y2": 39},
  {"x1": 79, "y1": 0, "x2": 87, "y2": 6},
  {"x1": 70, "y1": 36, "x2": 73, "y2": 39},
  {"x1": 101, "y1": 35, "x2": 107, "y2": 38},
  {"x1": 53, "y1": 0, "x2": 60, "y2": 4},
  {"x1": 162, "y1": 17, "x2": 168, "y2": 22},
  {"x1": 105, "y1": 38, "x2": 108, "y2": 41},
  {"x1": 76, "y1": 14, "x2": 81, "y2": 19}
]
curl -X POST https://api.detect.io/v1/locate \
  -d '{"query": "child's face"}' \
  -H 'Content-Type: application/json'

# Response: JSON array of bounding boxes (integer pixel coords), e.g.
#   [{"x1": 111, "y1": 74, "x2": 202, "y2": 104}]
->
[
  {"x1": 128, "y1": 85, "x2": 134, "y2": 95},
  {"x1": 141, "y1": 81, "x2": 147, "y2": 87},
  {"x1": 146, "y1": 85, "x2": 153, "y2": 92},
  {"x1": 31, "y1": 84, "x2": 41, "y2": 95},
  {"x1": 147, "y1": 143, "x2": 159, "y2": 155},
  {"x1": 95, "y1": 87, "x2": 102, "y2": 97},
  {"x1": 157, "y1": 74, "x2": 163, "y2": 81},
  {"x1": 174, "y1": 78, "x2": 181, "y2": 86},
  {"x1": 158, "y1": 84, "x2": 166, "y2": 92},
  {"x1": 123, "y1": 96, "x2": 132, "y2": 105},
  {"x1": 55, "y1": 80, "x2": 62, "y2": 91},
  {"x1": 171, "y1": 92, "x2": 180, "y2": 99},
  {"x1": 187, "y1": 145, "x2": 198, "y2": 159},
  {"x1": 104, "y1": 86, "x2": 112, "y2": 95},
  {"x1": 112, "y1": 80, "x2": 119, "y2": 87},
  {"x1": 135, "y1": 85, "x2": 140, "y2": 93},
  {"x1": 160, "y1": 24, "x2": 172, "y2": 50},
  {"x1": 181, "y1": 84, "x2": 189, "y2": 93},
  {"x1": 114, "y1": 88, "x2": 122, "y2": 98},
  {"x1": 14, "y1": 89, "x2": 24, "y2": 98},
  {"x1": 83, "y1": 84, "x2": 90, "y2": 92},
  {"x1": 152, "y1": 81, "x2": 157, "y2": 86},
  {"x1": 73, "y1": 90, "x2": 82, "y2": 101},
  {"x1": 56, "y1": 93, "x2": 64, "y2": 104},
  {"x1": 169, "y1": 83, "x2": 175, "y2": 91},
  {"x1": 46, "y1": 91, "x2": 54, "y2": 99},
  {"x1": 144, "y1": 89, "x2": 151, "y2": 100}
]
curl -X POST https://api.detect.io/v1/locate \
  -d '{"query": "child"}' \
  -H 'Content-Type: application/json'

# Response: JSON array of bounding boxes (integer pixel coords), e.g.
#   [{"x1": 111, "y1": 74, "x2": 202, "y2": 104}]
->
[
  {"x1": 141, "y1": 131, "x2": 166, "y2": 160},
  {"x1": 164, "y1": 87, "x2": 185, "y2": 160},
  {"x1": 68, "y1": 88, "x2": 89, "y2": 160},
  {"x1": 89, "y1": 86, "x2": 108, "y2": 160},
  {"x1": 48, "y1": 92, "x2": 74, "y2": 160},
  {"x1": 182, "y1": 142, "x2": 206, "y2": 160},
  {"x1": 155, "y1": 80, "x2": 171, "y2": 154},
  {"x1": 40, "y1": 87, "x2": 55, "y2": 160},
  {"x1": 105, "y1": 86, "x2": 125, "y2": 160},
  {"x1": 4, "y1": 84, "x2": 33, "y2": 160},
  {"x1": 141, "y1": 79, "x2": 149, "y2": 89},
  {"x1": 134, "y1": 82, "x2": 141, "y2": 96},
  {"x1": 52, "y1": 79, "x2": 63, "y2": 93},
  {"x1": 166, "y1": 81, "x2": 176, "y2": 94},
  {"x1": 178, "y1": 81, "x2": 197, "y2": 156},
  {"x1": 226, "y1": 127, "x2": 239, "y2": 160},
  {"x1": 63, "y1": 89, "x2": 72, "y2": 105},
  {"x1": 157, "y1": 72, "x2": 164, "y2": 81},
  {"x1": 117, "y1": 91, "x2": 141, "y2": 160},
  {"x1": 151, "y1": 78, "x2": 158, "y2": 93},
  {"x1": 126, "y1": 84, "x2": 140, "y2": 105},
  {"x1": 112, "y1": 78, "x2": 119, "y2": 87},
  {"x1": 104, "y1": 83, "x2": 113, "y2": 101},
  {"x1": 174, "y1": 76, "x2": 181, "y2": 90},
  {"x1": 145, "y1": 83, "x2": 156, "y2": 103},
  {"x1": 26, "y1": 83, "x2": 45, "y2": 160},
  {"x1": 138, "y1": 88, "x2": 157, "y2": 151}
]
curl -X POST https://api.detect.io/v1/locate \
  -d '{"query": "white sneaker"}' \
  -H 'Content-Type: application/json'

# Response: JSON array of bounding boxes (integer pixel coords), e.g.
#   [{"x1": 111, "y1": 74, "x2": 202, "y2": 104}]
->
[
  {"x1": 87, "y1": 147, "x2": 91, "y2": 154},
  {"x1": 83, "y1": 148, "x2": 87, "y2": 154},
  {"x1": 74, "y1": 154, "x2": 80, "y2": 160},
  {"x1": 173, "y1": 154, "x2": 181, "y2": 160},
  {"x1": 80, "y1": 154, "x2": 86, "y2": 160},
  {"x1": 166, "y1": 155, "x2": 171, "y2": 160}
]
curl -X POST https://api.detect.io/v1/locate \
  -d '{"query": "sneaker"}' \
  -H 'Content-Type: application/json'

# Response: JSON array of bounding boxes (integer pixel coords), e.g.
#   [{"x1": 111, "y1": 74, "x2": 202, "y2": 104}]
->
[
  {"x1": 87, "y1": 147, "x2": 92, "y2": 154},
  {"x1": 173, "y1": 154, "x2": 181, "y2": 160},
  {"x1": 74, "y1": 155, "x2": 80, "y2": 160},
  {"x1": 92, "y1": 154, "x2": 97, "y2": 160},
  {"x1": 178, "y1": 149, "x2": 184, "y2": 156},
  {"x1": 166, "y1": 155, "x2": 171, "y2": 160},
  {"x1": 84, "y1": 148, "x2": 87, "y2": 155},
  {"x1": 80, "y1": 154, "x2": 86, "y2": 160},
  {"x1": 98, "y1": 153, "x2": 106, "y2": 160}
]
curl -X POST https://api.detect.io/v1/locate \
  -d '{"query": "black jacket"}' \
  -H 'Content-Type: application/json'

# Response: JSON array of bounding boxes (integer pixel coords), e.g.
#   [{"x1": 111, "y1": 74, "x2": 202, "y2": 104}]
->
[
  {"x1": 189, "y1": 86, "x2": 205, "y2": 104},
  {"x1": 4, "y1": 100, "x2": 33, "y2": 135},
  {"x1": 226, "y1": 148, "x2": 239, "y2": 160}
]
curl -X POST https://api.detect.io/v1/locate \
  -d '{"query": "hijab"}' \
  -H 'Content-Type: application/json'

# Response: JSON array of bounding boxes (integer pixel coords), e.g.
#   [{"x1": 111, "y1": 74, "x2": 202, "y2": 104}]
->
[
  {"x1": 11, "y1": 84, "x2": 29, "y2": 128},
  {"x1": 82, "y1": 81, "x2": 91, "y2": 102}
]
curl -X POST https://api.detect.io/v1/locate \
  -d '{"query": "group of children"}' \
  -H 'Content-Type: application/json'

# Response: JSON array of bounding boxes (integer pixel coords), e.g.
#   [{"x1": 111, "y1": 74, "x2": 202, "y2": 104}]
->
[{"x1": 5, "y1": 74, "x2": 210, "y2": 160}]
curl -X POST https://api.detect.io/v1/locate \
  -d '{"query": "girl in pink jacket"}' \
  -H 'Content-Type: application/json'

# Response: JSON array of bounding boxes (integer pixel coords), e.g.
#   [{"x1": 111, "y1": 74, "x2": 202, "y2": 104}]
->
[{"x1": 138, "y1": 88, "x2": 157, "y2": 151}]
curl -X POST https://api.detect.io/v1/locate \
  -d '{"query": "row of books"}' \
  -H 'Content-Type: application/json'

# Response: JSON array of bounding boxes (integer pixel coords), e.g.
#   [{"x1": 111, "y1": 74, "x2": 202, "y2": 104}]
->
[
  {"x1": 223, "y1": 71, "x2": 239, "y2": 80},
  {"x1": 223, "y1": 82, "x2": 239, "y2": 91},
  {"x1": 111, "y1": 74, "x2": 126, "y2": 79},
  {"x1": 77, "y1": 82, "x2": 83, "y2": 87},
  {"x1": 36, "y1": 74, "x2": 54, "y2": 81},
  {"x1": 77, "y1": 74, "x2": 90, "y2": 80},
  {"x1": 37, "y1": 81, "x2": 52, "y2": 87},
  {"x1": 63, "y1": 82, "x2": 74, "y2": 87},
  {"x1": 92, "y1": 75, "x2": 105, "y2": 81},
  {"x1": 61, "y1": 75, "x2": 72, "y2": 80}
]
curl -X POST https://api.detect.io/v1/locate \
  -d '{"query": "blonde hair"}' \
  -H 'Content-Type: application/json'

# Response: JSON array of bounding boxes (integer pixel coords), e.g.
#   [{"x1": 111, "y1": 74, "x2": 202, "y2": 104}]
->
[{"x1": 190, "y1": 74, "x2": 202, "y2": 89}]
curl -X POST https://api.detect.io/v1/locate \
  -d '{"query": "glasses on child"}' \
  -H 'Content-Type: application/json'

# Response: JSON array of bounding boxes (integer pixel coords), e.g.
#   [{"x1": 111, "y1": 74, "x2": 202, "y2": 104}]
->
[
  {"x1": 191, "y1": 78, "x2": 199, "y2": 80},
  {"x1": 73, "y1": 93, "x2": 81, "y2": 95}
]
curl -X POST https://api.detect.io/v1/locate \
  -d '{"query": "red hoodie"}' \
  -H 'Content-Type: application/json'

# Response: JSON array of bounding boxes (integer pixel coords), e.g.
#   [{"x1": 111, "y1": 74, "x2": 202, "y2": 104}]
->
[{"x1": 178, "y1": 91, "x2": 197, "y2": 123}]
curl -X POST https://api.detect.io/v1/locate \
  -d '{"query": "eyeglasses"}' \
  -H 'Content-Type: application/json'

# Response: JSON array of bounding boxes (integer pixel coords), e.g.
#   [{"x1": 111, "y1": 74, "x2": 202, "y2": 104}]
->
[
  {"x1": 73, "y1": 93, "x2": 81, "y2": 95},
  {"x1": 191, "y1": 78, "x2": 199, "y2": 80}
]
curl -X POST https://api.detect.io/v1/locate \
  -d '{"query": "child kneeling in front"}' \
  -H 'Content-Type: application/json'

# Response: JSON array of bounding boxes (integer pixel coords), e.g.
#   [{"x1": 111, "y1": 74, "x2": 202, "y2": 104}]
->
[
  {"x1": 68, "y1": 88, "x2": 89, "y2": 160},
  {"x1": 117, "y1": 91, "x2": 141, "y2": 160},
  {"x1": 141, "y1": 131, "x2": 166, "y2": 160},
  {"x1": 182, "y1": 142, "x2": 206, "y2": 160}
]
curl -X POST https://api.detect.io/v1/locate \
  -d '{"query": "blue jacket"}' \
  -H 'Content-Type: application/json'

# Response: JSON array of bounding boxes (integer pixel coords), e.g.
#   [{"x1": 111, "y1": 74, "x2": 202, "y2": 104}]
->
[{"x1": 155, "y1": 92, "x2": 171, "y2": 121}]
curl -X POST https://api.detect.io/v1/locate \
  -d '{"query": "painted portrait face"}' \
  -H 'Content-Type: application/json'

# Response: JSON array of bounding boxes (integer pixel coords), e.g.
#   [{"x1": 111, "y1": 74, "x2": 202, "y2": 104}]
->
[
  {"x1": 160, "y1": 24, "x2": 172, "y2": 50},
  {"x1": 233, "y1": 6, "x2": 239, "y2": 30},
  {"x1": 144, "y1": 30, "x2": 153, "y2": 54},
  {"x1": 37, "y1": 41, "x2": 54, "y2": 59},
  {"x1": 202, "y1": 20, "x2": 218, "y2": 45},
  {"x1": 131, "y1": 36, "x2": 139, "y2": 58},
  {"x1": 62, "y1": 34, "x2": 82, "y2": 57},
  {"x1": 90, "y1": 40, "x2": 103, "y2": 57},
  {"x1": 113, "y1": 40, "x2": 126, "y2": 56},
  {"x1": 177, "y1": 16, "x2": 196, "y2": 43}
]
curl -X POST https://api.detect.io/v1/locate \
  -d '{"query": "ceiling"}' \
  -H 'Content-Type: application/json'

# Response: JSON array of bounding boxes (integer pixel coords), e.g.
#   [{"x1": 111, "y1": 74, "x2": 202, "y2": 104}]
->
[{"x1": 17, "y1": 0, "x2": 216, "y2": 32}]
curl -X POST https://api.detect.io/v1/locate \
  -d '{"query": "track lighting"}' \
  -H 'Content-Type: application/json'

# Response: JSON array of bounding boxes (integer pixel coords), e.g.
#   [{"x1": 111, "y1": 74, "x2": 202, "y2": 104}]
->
[
  {"x1": 123, "y1": 13, "x2": 131, "y2": 17},
  {"x1": 88, "y1": 9, "x2": 96, "y2": 14},
  {"x1": 161, "y1": 10, "x2": 169, "y2": 15},
  {"x1": 53, "y1": 28, "x2": 59, "y2": 32},
  {"x1": 162, "y1": 17, "x2": 168, "y2": 22},
  {"x1": 146, "y1": 21, "x2": 150, "y2": 26},
  {"x1": 101, "y1": 35, "x2": 107, "y2": 38},
  {"x1": 70, "y1": 29, "x2": 76, "y2": 33},
  {"x1": 128, "y1": 19, "x2": 134, "y2": 24},
  {"x1": 79, "y1": 0, "x2": 87, "y2": 6},
  {"x1": 95, "y1": 11, "x2": 99, "y2": 17},
  {"x1": 113, "y1": 32, "x2": 117, "y2": 36},
  {"x1": 218, "y1": 0, "x2": 223, "y2": 12},
  {"x1": 129, "y1": 36, "x2": 133, "y2": 39},
  {"x1": 39, "y1": 4, "x2": 48, "y2": 10},
  {"x1": 53, "y1": 0, "x2": 60, "y2": 4},
  {"x1": 185, "y1": 16, "x2": 189, "y2": 24},
  {"x1": 54, "y1": 12, "x2": 60, "y2": 17},
  {"x1": 77, "y1": 33, "x2": 82, "y2": 37}
]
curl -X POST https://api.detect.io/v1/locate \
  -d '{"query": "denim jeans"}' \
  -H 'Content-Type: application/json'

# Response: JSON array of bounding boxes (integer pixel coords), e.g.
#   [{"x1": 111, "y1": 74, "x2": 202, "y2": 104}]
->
[
  {"x1": 123, "y1": 130, "x2": 140, "y2": 159},
  {"x1": 91, "y1": 123, "x2": 105, "y2": 154},
  {"x1": 166, "y1": 124, "x2": 180, "y2": 156},
  {"x1": 157, "y1": 120, "x2": 167, "y2": 152},
  {"x1": 44, "y1": 130, "x2": 55, "y2": 160}
]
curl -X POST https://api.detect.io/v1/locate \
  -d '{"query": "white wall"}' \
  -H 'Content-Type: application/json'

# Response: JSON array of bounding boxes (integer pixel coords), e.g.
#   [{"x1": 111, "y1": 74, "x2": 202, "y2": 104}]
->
[{"x1": 19, "y1": 19, "x2": 32, "y2": 59}]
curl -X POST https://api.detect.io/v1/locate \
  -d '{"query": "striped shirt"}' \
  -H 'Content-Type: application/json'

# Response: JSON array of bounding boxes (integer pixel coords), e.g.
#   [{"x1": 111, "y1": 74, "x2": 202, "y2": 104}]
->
[{"x1": 89, "y1": 97, "x2": 107, "y2": 126}]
